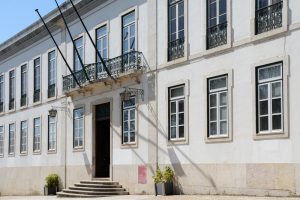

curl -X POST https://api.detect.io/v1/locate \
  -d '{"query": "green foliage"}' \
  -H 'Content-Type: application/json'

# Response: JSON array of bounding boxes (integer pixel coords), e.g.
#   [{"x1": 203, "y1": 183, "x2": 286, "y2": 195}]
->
[
  {"x1": 45, "y1": 173, "x2": 59, "y2": 188},
  {"x1": 162, "y1": 166, "x2": 174, "y2": 183},
  {"x1": 152, "y1": 167, "x2": 163, "y2": 183},
  {"x1": 152, "y1": 166, "x2": 175, "y2": 183}
]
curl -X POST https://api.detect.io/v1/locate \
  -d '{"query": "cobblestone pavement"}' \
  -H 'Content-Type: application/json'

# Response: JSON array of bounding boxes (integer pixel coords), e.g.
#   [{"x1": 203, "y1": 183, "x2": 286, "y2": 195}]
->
[{"x1": 1, "y1": 195, "x2": 300, "y2": 200}]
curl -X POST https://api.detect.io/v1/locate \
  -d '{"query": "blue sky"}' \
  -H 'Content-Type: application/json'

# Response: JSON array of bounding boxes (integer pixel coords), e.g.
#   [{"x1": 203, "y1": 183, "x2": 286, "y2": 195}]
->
[{"x1": 0, "y1": 0, "x2": 65, "y2": 44}]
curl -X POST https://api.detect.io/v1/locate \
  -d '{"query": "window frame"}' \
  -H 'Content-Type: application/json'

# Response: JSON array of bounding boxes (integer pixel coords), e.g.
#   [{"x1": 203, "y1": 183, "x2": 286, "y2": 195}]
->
[
  {"x1": 0, "y1": 74, "x2": 4, "y2": 113},
  {"x1": 8, "y1": 123, "x2": 15, "y2": 156},
  {"x1": 8, "y1": 69, "x2": 15, "y2": 111},
  {"x1": 73, "y1": 36, "x2": 84, "y2": 72},
  {"x1": 96, "y1": 24, "x2": 108, "y2": 62},
  {"x1": 0, "y1": 125, "x2": 4, "y2": 157},
  {"x1": 73, "y1": 107, "x2": 85, "y2": 150},
  {"x1": 48, "y1": 115, "x2": 57, "y2": 152},
  {"x1": 252, "y1": 56, "x2": 289, "y2": 140},
  {"x1": 20, "y1": 120, "x2": 28, "y2": 155},
  {"x1": 122, "y1": 96, "x2": 137, "y2": 145},
  {"x1": 20, "y1": 64, "x2": 28, "y2": 107},
  {"x1": 48, "y1": 50, "x2": 57, "y2": 99},
  {"x1": 122, "y1": 10, "x2": 137, "y2": 55},
  {"x1": 33, "y1": 117, "x2": 42, "y2": 153},
  {"x1": 33, "y1": 57, "x2": 41, "y2": 103}
]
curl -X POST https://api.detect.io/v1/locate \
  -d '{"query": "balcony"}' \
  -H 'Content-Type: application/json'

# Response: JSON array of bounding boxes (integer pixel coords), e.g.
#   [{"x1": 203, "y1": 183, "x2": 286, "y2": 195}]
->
[
  {"x1": 168, "y1": 37, "x2": 185, "y2": 61},
  {"x1": 20, "y1": 94, "x2": 27, "y2": 107},
  {"x1": 33, "y1": 89, "x2": 40, "y2": 103},
  {"x1": 63, "y1": 51, "x2": 147, "y2": 93},
  {"x1": 0, "y1": 102, "x2": 3, "y2": 113},
  {"x1": 255, "y1": 1, "x2": 283, "y2": 35},
  {"x1": 9, "y1": 99, "x2": 14, "y2": 110},
  {"x1": 48, "y1": 84, "x2": 56, "y2": 98},
  {"x1": 207, "y1": 22, "x2": 227, "y2": 50}
]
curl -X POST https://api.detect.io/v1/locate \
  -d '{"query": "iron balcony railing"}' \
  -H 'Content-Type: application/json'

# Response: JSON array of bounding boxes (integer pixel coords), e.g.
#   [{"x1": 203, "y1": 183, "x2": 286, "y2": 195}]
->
[
  {"x1": 207, "y1": 22, "x2": 227, "y2": 50},
  {"x1": 9, "y1": 99, "x2": 14, "y2": 110},
  {"x1": 33, "y1": 89, "x2": 40, "y2": 103},
  {"x1": 48, "y1": 84, "x2": 56, "y2": 98},
  {"x1": 168, "y1": 37, "x2": 185, "y2": 61},
  {"x1": 20, "y1": 94, "x2": 27, "y2": 107},
  {"x1": 63, "y1": 51, "x2": 147, "y2": 92},
  {"x1": 255, "y1": 1, "x2": 283, "y2": 35},
  {"x1": 0, "y1": 102, "x2": 3, "y2": 113}
]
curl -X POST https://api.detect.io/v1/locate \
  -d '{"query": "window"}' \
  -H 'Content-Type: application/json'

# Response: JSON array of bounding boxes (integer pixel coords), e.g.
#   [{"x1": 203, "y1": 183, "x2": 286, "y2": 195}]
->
[
  {"x1": 96, "y1": 25, "x2": 108, "y2": 75},
  {"x1": 48, "y1": 116, "x2": 56, "y2": 151},
  {"x1": 33, "y1": 58, "x2": 41, "y2": 103},
  {"x1": 255, "y1": 0, "x2": 283, "y2": 35},
  {"x1": 73, "y1": 108, "x2": 84, "y2": 148},
  {"x1": 122, "y1": 11, "x2": 136, "y2": 55},
  {"x1": 20, "y1": 64, "x2": 28, "y2": 107},
  {"x1": 207, "y1": 0, "x2": 227, "y2": 49},
  {"x1": 8, "y1": 123, "x2": 15, "y2": 155},
  {"x1": 0, "y1": 75, "x2": 4, "y2": 112},
  {"x1": 74, "y1": 37, "x2": 84, "y2": 72},
  {"x1": 0, "y1": 126, "x2": 4, "y2": 156},
  {"x1": 48, "y1": 50, "x2": 56, "y2": 98},
  {"x1": 9, "y1": 70, "x2": 15, "y2": 110},
  {"x1": 33, "y1": 117, "x2": 41, "y2": 152},
  {"x1": 122, "y1": 97, "x2": 136, "y2": 144},
  {"x1": 168, "y1": 85, "x2": 185, "y2": 140},
  {"x1": 207, "y1": 76, "x2": 228, "y2": 137},
  {"x1": 20, "y1": 121, "x2": 28, "y2": 154},
  {"x1": 256, "y1": 63, "x2": 283, "y2": 134},
  {"x1": 168, "y1": 0, "x2": 185, "y2": 61}
]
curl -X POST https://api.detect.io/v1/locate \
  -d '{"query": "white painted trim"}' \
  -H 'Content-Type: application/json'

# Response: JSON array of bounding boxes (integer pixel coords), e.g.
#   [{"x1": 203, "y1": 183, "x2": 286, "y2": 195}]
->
[{"x1": 72, "y1": 105, "x2": 86, "y2": 151}]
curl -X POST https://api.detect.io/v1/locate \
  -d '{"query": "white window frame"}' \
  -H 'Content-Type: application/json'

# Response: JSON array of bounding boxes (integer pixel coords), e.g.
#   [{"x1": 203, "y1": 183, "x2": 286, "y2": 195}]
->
[
  {"x1": 256, "y1": 63, "x2": 283, "y2": 134},
  {"x1": 74, "y1": 36, "x2": 84, "y2": 72},
  {"x1": 48, "y1": 50, "x2": 56, "y2": 86},
  {"x1": 207, "y1": 0, "x2": 227, "y2": 28},
  {"x1": 96, "y1": 25, "x2": 108, "y2": 61},
  {"x1": 21, "y1": 64, "x2": 27, "y2": 96},
  {"x1": 48, "y1": 116, "x2": 57, "y2": 152},
  {"x1": 122, "y1": 10, "x2": 136, "y2": 54},
  {"x1": 73, "y1": 107, "x2": 84, "y2": 149},
  {"x1": 9, "y1": 70, "x2": 15, "y2": 110},
  {"x1": 33, "y1": 117, "x2": 41, "y2": 153},
  {"x1": 8, "y1": 123, "x2": 15, "y2": 156},
  {"x1": 33, "y1": 57, "x2": 41, "y2": 103},
  {"x1": 0, "y1": 126, "x2": 4, "y2": 156},
  {"x1": 168, "y1": 0, "x2": 185, "y2": 42},
  {"x1": 0, "y1": 74, "x2": 4, "y2": 112},
  {"x1": 122, "y1": 96, "x2": 137, "y2": 144},
  {"x1": 168, "y1": 85, "x2": 185, "y2": 141},
  {"x1": 20, "y1": 120, "x2": 28, "y2": 154},
  {"x1": 252, "y1": 56, "x2": 289, "y2": 140},
  {"x1": 208, "y1": 75, "x2": 229, "y2": 138}
]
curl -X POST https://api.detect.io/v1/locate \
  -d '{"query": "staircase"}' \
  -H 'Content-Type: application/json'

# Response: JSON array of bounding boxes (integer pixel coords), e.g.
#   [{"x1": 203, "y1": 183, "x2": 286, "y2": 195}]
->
[{"x1": 57, "y1": 179, "x2": 129, "y2": 198}]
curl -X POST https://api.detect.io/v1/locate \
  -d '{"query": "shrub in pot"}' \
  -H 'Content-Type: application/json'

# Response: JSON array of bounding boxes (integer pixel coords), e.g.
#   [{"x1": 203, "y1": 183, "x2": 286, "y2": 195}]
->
[
  {"x1": 44, "y1": 173, "x2": 59, "y2": 195},
  {"x1": 153, "y1": 166, "x2": 174, "y2": 196}
]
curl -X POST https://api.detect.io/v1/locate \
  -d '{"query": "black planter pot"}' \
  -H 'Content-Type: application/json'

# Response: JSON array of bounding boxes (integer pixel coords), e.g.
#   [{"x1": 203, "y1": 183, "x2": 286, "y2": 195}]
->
[
  {"x1": 155, "y1": 182, "x2": 173, "y2": 196},
  {"x1": 44, "y1": 186, "x2": 57, "y2": 195}
]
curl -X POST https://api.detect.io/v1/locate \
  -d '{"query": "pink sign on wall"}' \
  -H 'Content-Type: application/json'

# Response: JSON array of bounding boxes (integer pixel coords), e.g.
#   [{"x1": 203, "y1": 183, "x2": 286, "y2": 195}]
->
[{"x1": 138, "y1": 165, "x2": 147, "y2": 184}]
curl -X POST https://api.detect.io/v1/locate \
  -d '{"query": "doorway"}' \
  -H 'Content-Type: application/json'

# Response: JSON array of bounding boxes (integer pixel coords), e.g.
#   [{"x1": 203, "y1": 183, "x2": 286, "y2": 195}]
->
[{"x1": 95, "y1": 102, "x2": 110, "y2": 178}]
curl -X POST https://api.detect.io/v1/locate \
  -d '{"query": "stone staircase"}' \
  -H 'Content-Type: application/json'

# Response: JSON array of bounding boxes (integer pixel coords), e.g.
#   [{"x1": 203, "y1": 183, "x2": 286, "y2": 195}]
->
[{"x1": 57, "y1": 179, "x2": 129, "y2": 198}]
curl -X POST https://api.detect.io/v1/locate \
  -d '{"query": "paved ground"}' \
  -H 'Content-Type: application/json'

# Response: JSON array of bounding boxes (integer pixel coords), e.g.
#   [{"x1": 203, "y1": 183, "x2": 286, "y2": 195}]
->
[{"x1": 1, "y1": 195, "x2": 300, "y2": 200}]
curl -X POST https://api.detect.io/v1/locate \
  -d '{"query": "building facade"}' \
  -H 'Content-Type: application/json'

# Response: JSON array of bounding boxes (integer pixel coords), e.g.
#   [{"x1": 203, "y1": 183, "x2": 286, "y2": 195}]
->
[{"x1": 0, "y1": 0, "x2": 300, "y2": 197}]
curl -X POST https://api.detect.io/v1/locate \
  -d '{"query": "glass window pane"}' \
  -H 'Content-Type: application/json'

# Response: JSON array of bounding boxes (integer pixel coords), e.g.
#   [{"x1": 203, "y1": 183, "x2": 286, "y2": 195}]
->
[
  {"x1": 210, "y1": 94, "x2": 217, "y2": 107},
  {"x1": 260, "y1": 116, "x2": 269, "y2": 131},
  {"x1": 209, "y1": 2, "x2": 217, "y2": 19},
  {"x1": 220, "y1": 107, "x2": 227, "y2": 120},
  {"x1": 123, "y1": 122, "x2": 128, "y2": 131},
  {"x1": 170, "y1": 86, "x2": 184, "y2": 98},
  {"x1": 209, "y1": 122, "x2": 217, "y2": 136},
  {"x1": 178, "y1": 2, "x2": 184, "y2": 16},
  {"x1": 259, "y1": 85, "x2": 268, "y2": 100},
  {"x1": 258, "y1": 64, "x2": 282, "y2": 81},
  {"x1": 179, "y1": 126, "x2": 184, "y2": 138},
  {"x1": 219, "y1": 14, "x2": 227, "y2": 24},
  {"x1": 220, "y1": 121, "x2": 227, "y2": 135},
  {"x1": 130, "y1": 121, "x2": 135, "y2": 131},
  {"x1": 260, "y1": 101, "x2": 269, "y2": 115},
  {"x1": 210, "y1": 108, "x2": 217, "y2": 121},
  {"x1": 178, "y1": 100, "x2": 184, "y2": 112},
  {"x1": 209, "y1": 76, "x2": 227, "y2": 91},
  {"x1": 171, "y1": 114, "x2": 176, "y2": 126},
  {"x1": 130, "y1": 109, "x2": 135, "y2": 120},
  {"x1": 170, "y1": 127, "x2": 176, "y2": 139},
  {"x1": 272, "y1": 99, "x2": 281, "y2": 114},
  {"x1": 272, "y1": 115, "x2": 282, "y2": 130},
  {"x1": 178, "y1": 17, "x2": 184, "y2": 31},
  {"x1": 130, "y1": 132, "x2": 135, "y2": 142},
  {"x1": 171, "y1": 102, "x2": 176, "y2": 113},
  {"x1": 179, "y1": 113, "x2": 184, "y2": 125},
  {"x1": 219, "y1": 0, "x2": 227, "y2": 14},
  {"x1": 220, "y1": 92, "x2": 227, "y2": 106},
  {"x1": 123, "y1": 11, "x2": 135, "y2": 26},
  {"x1": 272, "y1": 82, "x2": 281, "y2": 98}
]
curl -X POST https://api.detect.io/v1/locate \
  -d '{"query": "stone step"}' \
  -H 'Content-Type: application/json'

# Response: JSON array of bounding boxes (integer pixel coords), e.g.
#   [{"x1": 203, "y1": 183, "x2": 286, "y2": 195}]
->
[
  {"x1": 62, "y1": 189, "x2": 129, "y2": 196},
  {"x1": 56, "y1": 191, "x2": 108, "y2": 198},
  {"x1": 74, "y1": 183, "x2": 123, "y2": 188},
  {"x1": 69, "y1": 186, "x2": 126, "y2": 192},
  {"x1": 80, "y1": 180, "x2": 119, "y2": 185}
]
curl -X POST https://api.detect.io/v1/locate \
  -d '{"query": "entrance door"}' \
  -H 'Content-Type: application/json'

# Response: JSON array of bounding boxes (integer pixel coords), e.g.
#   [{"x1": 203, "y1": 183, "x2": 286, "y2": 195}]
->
[{"x1": 95, "y1": 103, "x2": 110, "y2": 178}]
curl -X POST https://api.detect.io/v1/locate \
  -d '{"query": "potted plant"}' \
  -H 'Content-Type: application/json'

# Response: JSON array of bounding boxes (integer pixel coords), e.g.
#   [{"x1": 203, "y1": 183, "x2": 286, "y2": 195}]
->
[
  {"x1": 44, "y1": 173, "x2": 59, "y2": 195},
  {"x1": 153, "y1": 166, "x2": 174, "y2": 196}
]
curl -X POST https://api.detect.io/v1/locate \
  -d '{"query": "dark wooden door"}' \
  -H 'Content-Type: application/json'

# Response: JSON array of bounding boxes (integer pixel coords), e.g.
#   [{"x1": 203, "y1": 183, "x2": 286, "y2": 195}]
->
[{"x1": 95, "y1": 103, "x2": 110, "y2": 178}]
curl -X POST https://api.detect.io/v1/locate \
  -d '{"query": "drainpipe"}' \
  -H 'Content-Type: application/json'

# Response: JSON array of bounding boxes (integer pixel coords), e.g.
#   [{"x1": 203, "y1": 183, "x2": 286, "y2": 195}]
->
[{"x1": 155, "y1": 0, "x2": 158, "y2": 169}]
